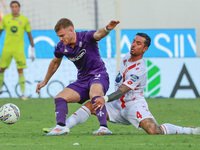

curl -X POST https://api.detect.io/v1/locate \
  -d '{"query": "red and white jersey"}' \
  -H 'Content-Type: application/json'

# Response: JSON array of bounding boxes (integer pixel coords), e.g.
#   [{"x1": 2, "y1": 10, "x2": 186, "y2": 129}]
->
[{"x1": 115, "y1": 52, "x2": 147, "y2": 108}]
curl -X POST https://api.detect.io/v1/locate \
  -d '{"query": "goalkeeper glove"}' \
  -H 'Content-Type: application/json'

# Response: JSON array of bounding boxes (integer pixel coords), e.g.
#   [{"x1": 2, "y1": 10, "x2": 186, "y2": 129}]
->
[{"x1": 29, "y1": 47, "x2": 36, "y2": 61}]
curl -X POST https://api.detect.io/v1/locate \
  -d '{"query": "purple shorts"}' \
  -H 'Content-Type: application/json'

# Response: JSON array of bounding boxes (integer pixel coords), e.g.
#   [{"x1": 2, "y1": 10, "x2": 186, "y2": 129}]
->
[{"x1": 67, "y1": 73, "x2": 109, "y2": 104}]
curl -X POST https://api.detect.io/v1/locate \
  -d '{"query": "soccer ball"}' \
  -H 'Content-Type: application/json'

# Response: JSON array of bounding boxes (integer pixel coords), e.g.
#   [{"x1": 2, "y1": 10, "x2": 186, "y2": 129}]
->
[{"x1": 0, "y1": 103, "x2": 20, "y2": 124}]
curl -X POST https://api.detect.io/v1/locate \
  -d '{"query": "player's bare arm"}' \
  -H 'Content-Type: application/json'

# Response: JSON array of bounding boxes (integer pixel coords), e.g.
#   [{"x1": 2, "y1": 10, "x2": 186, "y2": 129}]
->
[
  {"x1": 107, "y1": 84, "x2": 131, "y2": 102},
  {"x1": 0, "y1": 29, "x2": 3, "y2": 37},
  {"x1": 36, "y1": 57, "x2": 62, "y2": 94},
  {"x1": 27, "y1": 32, "x2": 34, "y2": 47},
  {"x1": 27, "y1": 32, "x2": 35, "y2": 61},
  {"x1": 93, "y1": 20, "x2": 120, "y2": 41},
  {"x1": 93, "y1": 84, "x2": 131, "y2": 110}
]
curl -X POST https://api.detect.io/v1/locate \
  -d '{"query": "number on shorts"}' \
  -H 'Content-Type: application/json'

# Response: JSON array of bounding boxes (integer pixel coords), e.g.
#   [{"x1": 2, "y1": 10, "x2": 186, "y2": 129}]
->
[{"x1": 136, "y1": 111, "x2": 142, "y2": 118}]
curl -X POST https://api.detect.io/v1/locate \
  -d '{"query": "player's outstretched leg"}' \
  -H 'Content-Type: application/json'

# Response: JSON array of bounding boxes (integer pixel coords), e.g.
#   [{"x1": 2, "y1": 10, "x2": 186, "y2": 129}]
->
[{"x1": 161, "y1": 123, "x2": 200, "y2": 135}]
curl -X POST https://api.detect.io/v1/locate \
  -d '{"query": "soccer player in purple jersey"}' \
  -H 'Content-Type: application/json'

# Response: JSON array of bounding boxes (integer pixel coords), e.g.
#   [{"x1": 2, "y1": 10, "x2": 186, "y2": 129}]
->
[{"x1": 36, "y1": 18, "x2": 120, "y2": 135}]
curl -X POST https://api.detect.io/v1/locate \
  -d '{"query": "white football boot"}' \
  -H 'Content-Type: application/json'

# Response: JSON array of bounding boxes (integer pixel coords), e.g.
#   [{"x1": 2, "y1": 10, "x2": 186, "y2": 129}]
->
[
  {"x1": 46, "y1": 125, "x2": 70, "y2": 136},
  {"x1": 190, "y1": 127, "x2": 200, "y2": 134},
  {"x1": 93, "y1": 126, "x2": 113, "y2": 135}
]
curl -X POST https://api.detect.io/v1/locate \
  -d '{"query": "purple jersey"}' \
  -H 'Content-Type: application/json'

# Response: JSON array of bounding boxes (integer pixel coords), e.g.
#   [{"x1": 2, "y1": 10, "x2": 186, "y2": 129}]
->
[{"x1": 54, "y1": 30, "x2": 108, "y2": 79}]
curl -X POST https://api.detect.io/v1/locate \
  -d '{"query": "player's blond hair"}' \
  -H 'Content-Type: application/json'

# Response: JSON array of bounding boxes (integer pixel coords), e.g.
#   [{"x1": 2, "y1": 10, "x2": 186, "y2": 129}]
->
[{"x1": 54, "y1": 18, "x2": 74, "y2": 32}]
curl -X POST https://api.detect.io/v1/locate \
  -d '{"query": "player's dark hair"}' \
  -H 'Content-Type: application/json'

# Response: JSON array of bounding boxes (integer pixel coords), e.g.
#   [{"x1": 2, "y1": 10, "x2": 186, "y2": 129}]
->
[
  {"x1": 10, "y1": 1, "x2": 20, "y2": 7},
  {"x1": 54, "y1": 18, "x2": 74, "y2": 32},
  {"x1": 136, "y1": 33, "x2": 151, "y2": 47}
]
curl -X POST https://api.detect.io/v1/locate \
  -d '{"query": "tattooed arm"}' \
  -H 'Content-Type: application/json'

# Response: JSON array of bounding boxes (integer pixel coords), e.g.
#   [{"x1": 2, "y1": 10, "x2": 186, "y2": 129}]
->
[
  {"x1": 107, "y1": 84, "x2": 131, "y2": 102},
  {"x1": 93, "y1": 84, "x2": 131, "y2": 109}
]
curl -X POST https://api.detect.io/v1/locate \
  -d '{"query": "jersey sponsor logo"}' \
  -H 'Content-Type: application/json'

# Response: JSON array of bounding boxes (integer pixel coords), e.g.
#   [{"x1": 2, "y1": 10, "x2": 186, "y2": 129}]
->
[
  {"x1": 11, "y1": 26, "x2": 18, "y2": 33},
  {"x1": 68, "y1": 49, "x2": 86, "y2": 62},
  {"x1": 130, "y1": 74, "x2": 139, "y2": 82},
  {"x1": 127, "y1": 81, "x2": 133, "y2": 85},
  {"x1": 115, "y1": 72, "x2": 122, "y2": 83}
]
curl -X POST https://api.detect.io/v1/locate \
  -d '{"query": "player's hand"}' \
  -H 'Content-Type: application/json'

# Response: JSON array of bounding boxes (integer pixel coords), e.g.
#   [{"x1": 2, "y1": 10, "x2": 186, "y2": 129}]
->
[
  {"x1": 36, "y1": 81, "x2": 46, "y2": 94},
  {"x1": 106, "y1": 20, "x2": 120, "y2": 30},
  {"x1": 93, "y1": 97, "x2": 106, "y2": 111},
  {"x1": 29, "y1": 47, "x2": 36, "y2": 61}
]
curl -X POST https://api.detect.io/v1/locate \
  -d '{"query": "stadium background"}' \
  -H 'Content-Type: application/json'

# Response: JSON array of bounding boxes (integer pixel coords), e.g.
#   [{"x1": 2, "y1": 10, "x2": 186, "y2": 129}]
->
[{"x1": 0, "y1": 0, "x2": 199, "y2": 98}]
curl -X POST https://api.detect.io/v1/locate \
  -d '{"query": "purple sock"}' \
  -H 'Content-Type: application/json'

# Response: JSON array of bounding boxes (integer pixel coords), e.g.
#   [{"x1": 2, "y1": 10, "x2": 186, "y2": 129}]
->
[
  {"x1": 55, "y1": 97, "x2": 68, "y2": 126},
  {"x1": 91, "y1": 96, "x2": 107, "y2": 127}
]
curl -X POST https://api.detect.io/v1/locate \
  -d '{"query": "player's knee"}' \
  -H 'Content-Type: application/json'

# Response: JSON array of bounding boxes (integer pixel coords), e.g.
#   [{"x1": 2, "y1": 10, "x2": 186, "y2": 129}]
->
[
  {"x1": 89, "y1": 84, "x2": 104, "y2": 99},
  {"x1": 54, "y1": 94, "x2": 72, "y2": 102},
  {"x1": 84, "y1": 101, "x2": 95, "y2": 114},
  {"x1": 17, "y1": 69, "x2": 23, "y2": 74},
  {"x1": 54, "y1": 95, "x2": 69, "y2": 103},
  {"x1": 55, "y1": 94, "x2": 63, "y2": 99}
]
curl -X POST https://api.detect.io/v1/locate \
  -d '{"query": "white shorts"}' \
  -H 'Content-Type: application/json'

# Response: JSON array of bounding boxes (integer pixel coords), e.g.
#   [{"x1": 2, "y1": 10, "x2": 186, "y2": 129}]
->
[{"x1": 105, "y1": 99, "x2": 155, "y2": 130}]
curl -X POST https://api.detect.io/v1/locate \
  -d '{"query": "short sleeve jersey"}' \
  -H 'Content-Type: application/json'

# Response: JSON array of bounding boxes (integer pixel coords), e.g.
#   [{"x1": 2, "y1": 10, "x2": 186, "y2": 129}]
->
[
  {"x1": 0, "y1": 14, "x2": 31, "y2": 50},
  {"x1": 54, "y1": 30, "x2": 108, "y2": 79},
  {"x1": 115, "y1": 52, "x2": 147, "y2": 102}
]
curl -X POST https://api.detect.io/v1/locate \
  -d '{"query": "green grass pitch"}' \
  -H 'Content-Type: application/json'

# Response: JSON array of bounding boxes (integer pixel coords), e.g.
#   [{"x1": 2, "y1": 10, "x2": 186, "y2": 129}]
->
[{"x1": 0, "y1": 98, "x2": 200, "y2": 150}]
